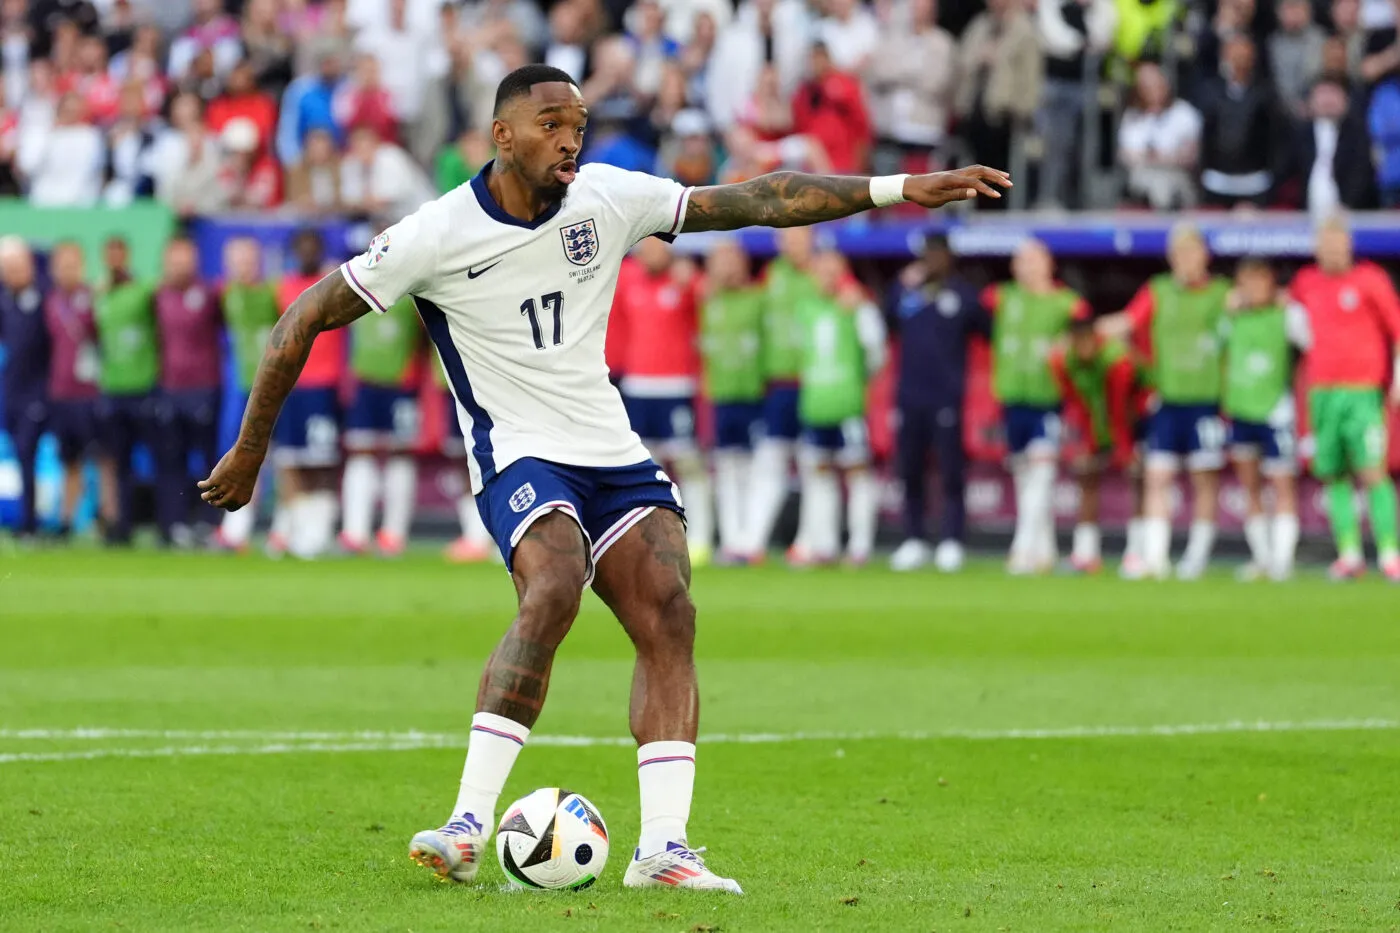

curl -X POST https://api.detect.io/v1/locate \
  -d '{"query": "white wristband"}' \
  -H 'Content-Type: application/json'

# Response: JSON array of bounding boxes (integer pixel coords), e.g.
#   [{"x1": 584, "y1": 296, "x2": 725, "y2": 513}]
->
[{"x1": 869, "y1": 174, "x2": 908, "y2": 208}]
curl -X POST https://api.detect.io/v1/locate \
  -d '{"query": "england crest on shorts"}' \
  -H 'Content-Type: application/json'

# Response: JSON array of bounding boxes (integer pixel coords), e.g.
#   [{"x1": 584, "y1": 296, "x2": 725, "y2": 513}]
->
[
  {"x1": 509, "y1": 482, "x2": 537, "y2": 513},
  {"x1": 560, "y1": 219, "x2": 599, "y2": 266}
]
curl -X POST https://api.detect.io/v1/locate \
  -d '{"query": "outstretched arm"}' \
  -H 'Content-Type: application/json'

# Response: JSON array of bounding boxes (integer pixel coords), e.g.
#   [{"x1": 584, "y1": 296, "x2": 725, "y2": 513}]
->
[
  {"x1": 680, "y1": 166, "x2": 1011, "y2": 232},
  {"x1": 199, "y1": 272, "x2": 370, "y2": 510}
]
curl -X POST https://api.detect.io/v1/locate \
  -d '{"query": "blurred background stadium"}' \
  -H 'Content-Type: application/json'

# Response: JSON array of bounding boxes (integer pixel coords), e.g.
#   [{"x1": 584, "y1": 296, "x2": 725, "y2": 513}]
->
[{"x1": 1, "y1": 0, "x2": 1399, "y2": 561}]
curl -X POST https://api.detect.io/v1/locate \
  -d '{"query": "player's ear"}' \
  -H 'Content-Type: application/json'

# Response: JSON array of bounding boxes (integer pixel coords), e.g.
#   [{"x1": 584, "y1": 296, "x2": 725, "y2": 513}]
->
[{"x1": 492, "y1": 118, "x2": 512, "y2": 152}]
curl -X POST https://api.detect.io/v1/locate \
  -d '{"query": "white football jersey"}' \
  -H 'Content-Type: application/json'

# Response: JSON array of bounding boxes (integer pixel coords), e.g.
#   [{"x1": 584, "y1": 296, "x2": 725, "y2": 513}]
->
[{"x1": 340, "y1": 161, "x2": 692, "y2": 492}]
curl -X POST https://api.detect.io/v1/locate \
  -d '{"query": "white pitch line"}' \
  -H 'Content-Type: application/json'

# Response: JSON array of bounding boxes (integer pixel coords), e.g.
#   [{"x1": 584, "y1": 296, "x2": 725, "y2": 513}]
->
[{"x1": 0, "y1": 718, "x2": 1397, "y2": 765}]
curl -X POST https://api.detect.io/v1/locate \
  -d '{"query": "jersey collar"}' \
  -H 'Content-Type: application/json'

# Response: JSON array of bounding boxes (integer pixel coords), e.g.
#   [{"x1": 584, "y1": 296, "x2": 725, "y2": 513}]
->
[{"x1": 471, "y1": 160, "x2": 565, "y2": 230}]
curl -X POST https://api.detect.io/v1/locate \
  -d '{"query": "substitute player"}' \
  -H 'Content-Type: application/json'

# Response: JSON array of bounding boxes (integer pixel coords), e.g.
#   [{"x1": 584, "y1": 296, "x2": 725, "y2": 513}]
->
[
  {"x1": 698, "y1": 239, "x2": 765, "y2": 561},
  {"x1": 269, "y1": 228, "x2": 344, "y2": 559},
  {"x1": 984, "y1": 238, "x2": 1083, "y2": 574},
  {"x1": 1102, "y1": 224, "x2": 1230, "y2": 580},
  {"x1": 1222, "y1": 257, "x2": 1305, "y2": 581},
  {"x1": 215, "y1": 238, "x2": 281, "y2": 552},
  {"x1": 44, "y1": 241, "x2": 103, "y2": 540},
  {"x1": 790, "y1": 249, "x2": 887, "y2": 566},
  {"x1": 0, "y1": 238, "x2": 48, "y2": 540},
  {"x1": 611, "y1": 236, "x2": 713, "y2": 563},
  {"x1": 1290, "y1": 217, "x2": 1400, "y2": 581},
  {"x1": 200, "y1": 64, "x2": 1009, "y2": 893},
  {"x1": 341, "y1": 292, "x2": 423, "y2": 557},
  {"x1": 1050, "y1": 308, "x2": 1145, "y2": 574},
  {"x1": 742, "y1": 225, "x2": 821, "y2": 559}
]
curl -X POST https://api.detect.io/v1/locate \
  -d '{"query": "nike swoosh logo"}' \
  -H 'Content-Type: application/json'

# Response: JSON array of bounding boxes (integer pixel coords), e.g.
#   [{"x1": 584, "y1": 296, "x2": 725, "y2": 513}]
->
[{"x1": 467, "y1": 261, "x2": 501, "y2": 279}]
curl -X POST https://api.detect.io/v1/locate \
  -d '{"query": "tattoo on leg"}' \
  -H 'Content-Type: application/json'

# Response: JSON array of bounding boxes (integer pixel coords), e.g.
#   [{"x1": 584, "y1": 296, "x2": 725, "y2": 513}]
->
[
  {"x1": 639, "y1": 511, "x2": 691, "y2": 587},
  {"x1": 478, "y1": 632, "x2": 554, "y2": 727}
]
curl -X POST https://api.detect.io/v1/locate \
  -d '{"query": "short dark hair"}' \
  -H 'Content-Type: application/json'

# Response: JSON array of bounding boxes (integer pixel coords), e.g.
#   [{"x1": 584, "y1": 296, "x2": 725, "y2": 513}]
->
[
  {"x1": 1238, "y1": 255, "x2": 1274, "y2": 275},
  {"x1": 493, "y1": 65, "x2": 579, "y2": 117}
]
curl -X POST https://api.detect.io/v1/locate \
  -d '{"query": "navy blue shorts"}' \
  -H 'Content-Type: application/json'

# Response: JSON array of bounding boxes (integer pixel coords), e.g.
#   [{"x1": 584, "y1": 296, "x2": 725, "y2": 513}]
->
[
  {"x1": 803, "y1": 417, "x2": 870, "y2": 467},
  {"x1": 345, "y1": 383, "x2": 420, "y2": 450},
  {"x1": 476, "y1": 457, "x2": 684, "y2": 584},
  {"x1": 49, "y1": 399, "x2": 99, "y2": 461},
  {"x1": 762, "y1": 383, "x2": 801, "y2": 442},
  {"x1": 273, "y1": 386, "x2": 341, "y2": 468},
  {"x1": 1147, "y1": 403, "x2": 1226, "y2": 470},
  {"x1": 1003, "y1": 404, "x2": 1062, "y2": 456},
  {"x1": 712, "y1": 401, "x2": 763, "y2": 450},
  {"x1": 1229, "y1": 417, "x2": 1297, "y2": 474},
  {"x1": 622, "y1": 394, "x2": 696, "y2": 446}
]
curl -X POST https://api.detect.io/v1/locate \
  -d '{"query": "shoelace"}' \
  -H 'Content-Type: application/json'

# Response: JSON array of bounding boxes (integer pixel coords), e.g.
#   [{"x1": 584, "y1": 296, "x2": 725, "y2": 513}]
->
[{"x1": 669, "y1": 845, "x2": 709, "y2": 869}]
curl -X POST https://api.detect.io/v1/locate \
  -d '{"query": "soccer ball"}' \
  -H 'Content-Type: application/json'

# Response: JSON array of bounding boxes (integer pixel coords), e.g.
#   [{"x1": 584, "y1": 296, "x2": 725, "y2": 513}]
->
[{"x1": 496, "y1": 788, "x2": 609, "y2": 890}]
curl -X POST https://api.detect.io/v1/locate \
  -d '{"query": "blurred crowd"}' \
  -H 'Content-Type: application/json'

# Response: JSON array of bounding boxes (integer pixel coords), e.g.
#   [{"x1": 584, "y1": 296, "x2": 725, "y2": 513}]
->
[{"x1": 4, "y1": 0, "x2": 1400, "y2": 216}]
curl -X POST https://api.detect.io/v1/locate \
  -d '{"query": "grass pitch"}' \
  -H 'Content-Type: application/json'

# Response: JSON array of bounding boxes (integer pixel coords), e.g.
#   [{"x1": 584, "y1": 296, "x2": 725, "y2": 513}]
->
[{"x1": 1, "y1": 550, "x2": 1398, "y2": 932}]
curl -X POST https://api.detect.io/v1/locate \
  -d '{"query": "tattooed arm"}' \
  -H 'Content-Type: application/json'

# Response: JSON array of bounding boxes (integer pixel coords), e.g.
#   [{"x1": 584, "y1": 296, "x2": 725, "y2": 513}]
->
[
  {"x1": 199, "y1": 272, "x2": 370, "y2": 510},
  {"x1": 680, "y1": 165, "x2": 1012, "y2": 232}
]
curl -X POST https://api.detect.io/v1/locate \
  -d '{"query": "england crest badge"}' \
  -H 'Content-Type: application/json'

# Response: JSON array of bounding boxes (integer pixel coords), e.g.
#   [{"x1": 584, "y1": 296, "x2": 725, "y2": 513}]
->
[
  {"x1": 560, "y1": 219, "x2": 599, "y2": 266},
  {"x1": 509, "y1": 482, "x2": 537, "y2": 513}
]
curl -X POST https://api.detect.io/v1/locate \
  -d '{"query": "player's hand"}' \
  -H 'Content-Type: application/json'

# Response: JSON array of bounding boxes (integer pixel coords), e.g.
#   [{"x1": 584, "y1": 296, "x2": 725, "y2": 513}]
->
[
  {"x1": 199, "y1": 445, "x2": 264, "y2": 511},
  {"x1": 903, "y1": 166, "x2": 1012, "y2": 207}
]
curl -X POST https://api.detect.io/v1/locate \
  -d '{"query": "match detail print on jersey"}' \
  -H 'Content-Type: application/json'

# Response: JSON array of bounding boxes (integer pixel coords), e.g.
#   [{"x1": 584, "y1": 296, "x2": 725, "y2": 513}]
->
[{"x1": 337, "y1": 161, "x2": 692, "y2": 494}]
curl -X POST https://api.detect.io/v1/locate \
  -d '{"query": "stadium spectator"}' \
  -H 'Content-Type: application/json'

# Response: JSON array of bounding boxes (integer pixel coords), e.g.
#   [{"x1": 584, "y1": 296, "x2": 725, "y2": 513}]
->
[
  {"x1": 0, "y1": 78, "x2": 18, "y2": 196},
  {"x1": 353, "y1": 0, "x2": 449, "y2": 165},
  {"x1": 455, "y1": 0, "x2": 549, "y2": 53},
  {"x1": 43, "y1": 240, "x2": 103, "y2": 539},
  {"x1": 1293, "y1": 74, "x2": 1377, "y2": 214},
  {"x1": 60, "y1": 34, "x2": 118, "y2": 125},
  {"x1": 153, "y1": 235, "x2": 222, "y2": 545},
  {"x1": 662, "y1": 0, "x2": 733, "y2": 43},
  {"x1": 16, "y1": 91, "x2": 104, "y2": 206},
  {"x1": 292, "y1": 0, "x2": 355, "y2": 79},
  {"x1": 1270, "y1": 0, "x2": 1327, "y2": 117},
  {"x1": 206, "y1": 60, "x2": 279, "y2": 162},
  {"x1": 578, "y1": 35, "x2": 655, "y2": 171},
  {"x1": 149, "y1": 91, "x2": 222, "y2": 216},
  {"x1": 706, "y1": 0, "x2": 811, "y2": 131},
  {"x1": 1117, "y1": 61, "x2": 1202, "y2": 209},
  {"x1": 340, "y1": 124, "x2": 435, "y2": 222},
  {"x1": 435, "y1": 127, "x2": 493, "y2": 193},
  {"x1": 543, "y1": 0, "x2": 591, "y2": 82},
  {"x1": 276, "y1": 48, "x2": 346, "y2": 168},
  {"x1": 1194, "y1": 34, "x2": 1287, "y2": 208},
  {"x1": 1035, "y1": 0, "x2": 1117, "y2": 209},
  {"x1": 734, "y1": 64, "x2": 794, "y2": 141},
  {"x1": 1112, "y1": 0, "x2": 1176, "y2": 63},
  {"x1": 955, "y1": 0, "x2": 1042, "y2": 198},
  {"x1": 1330, "y1": 0, "x2": 1366, "y2": 79},
  {"x1": 335, "y1": 53, "x2": 400, "y2": 145},
  {"x1": 215, "y1": 116, "x2": 282, "y2": 210},
  {"x1": 452, "y1": 33, "x2": 529, "y2": 136},
  {"x1": 816, "y1": 0, "x2": 878, "y2": 73},
  {"x1": 167, "y1": 0, "x2": 242, "y2": 82},
  {"x1": 178, "y1": 47, "x2": 225, "y2": 104},
  {"x1": 1192, "y1": 0, "x2": 1267, "y2": 90},
  {"x1": 1, "y1": 0, "x2": 28, "y2": 110},
  {"x1": 627, "y1": 0, "x2": 680, "y2": 99},
  {"x1": 285, "y1": 126, "x2": 344, "y2": 213},
  {"x1": 648, "y1": 61, "x2": 690, "y2": 136},
  {"x1": 656, "y1": 107, "x2": 716, "y2": 186},
  {"x1": 887, "y1": 234, "x2": 987, "y2": 574},
  {"x1": 108, "y1": 24, "x2": 168, "y2": 114},
  {"x1": 1370, "y1": 74, "x2": 1400, "y2": 203},
  {"x1": 791, "y1": 42, "x2": 872, "y2": 174},
  {"x1": 677, "y1": 9, "x2": 716, "y2": 109},
  {"x1": 0, "y1": 237, "x2": 48, "y2": 539},
  {"x1": 866, "y1": 0, "x2": 956, "y2": 173},
  {"x1": 102, "y1": 78, "x2": 160, "y2": 205},
  {"x1": 717, "y1": 122, "x2": 831, "y2": 182},
  {"x1": 241, "y1": 0, "x2": 295, "y2": 95},
  {"x1": 1360, "y1": 0, "x2": 1400, "y2": 86}
]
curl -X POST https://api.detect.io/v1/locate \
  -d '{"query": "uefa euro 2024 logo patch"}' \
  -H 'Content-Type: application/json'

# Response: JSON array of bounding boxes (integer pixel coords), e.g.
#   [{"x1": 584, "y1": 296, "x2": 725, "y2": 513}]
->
[
  {"x1": 361, "y1": 232, "x2": 391, "y2": 269},
  {"x1": 509, "y1": 482, "x2": 537, "y2": 513},
  {"x1": 560, "y1": 219, "x2": 599, "y2": 266}
]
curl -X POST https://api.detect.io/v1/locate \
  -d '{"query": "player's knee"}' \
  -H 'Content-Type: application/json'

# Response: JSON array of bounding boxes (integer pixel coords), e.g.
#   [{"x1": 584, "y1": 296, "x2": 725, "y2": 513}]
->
[
  {"x1": 634, "y1": 582, "x2": 696, "y2": 656},
  {"x1": 517, "y1": 571, "x2": 586, "y2": 641}
]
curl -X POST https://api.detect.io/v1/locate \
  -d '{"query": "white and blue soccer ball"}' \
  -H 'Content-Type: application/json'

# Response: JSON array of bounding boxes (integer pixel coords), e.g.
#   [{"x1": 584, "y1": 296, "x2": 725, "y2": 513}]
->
[{"x1": 496, "y1": 788, "x2": 609, "y2": 890}]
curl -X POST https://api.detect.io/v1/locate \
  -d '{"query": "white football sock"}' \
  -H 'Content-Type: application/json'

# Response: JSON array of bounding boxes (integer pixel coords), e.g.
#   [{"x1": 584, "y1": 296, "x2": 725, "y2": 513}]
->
[
  {"x1": 1243, "y1": 514, "x2": 1271, "y2": 568},
  {"x1": 1008, "y1": 459, "x2": 1030, "y2": 563},
  {"x1": 270, "y1": 498, "x2": 293, "y2": 541},
  {"x1": 674, "y1": 454, "x2": 713, "y2": 552},
  {"x1": 340, "y1": 454, "x2": 379, "y2": 547},
  {"x1": 744, "y1": 439, "x2": 792, "y2": 555},
  {"x1": 220, "y1": 492, "x2": 256, "y2": 545},
  {"x1": 846, "y1": 467, "x2": 878, "y2": 561},
  {"x1": 293, "y1": 490, "x2": 338, "y2": 559},
  {"x1": 637, "y1": 740, "x2": 696, "y2": 857},
  {"x1": 1143, "y1": 517, "x2": 1172, "y2": 575},
  {"x1": 1124, "y1": 518, "x2": 1146, "y2": 561},
  {"x1": 458, "y1": 494, "x2": 491, "y2": 545},
  {"x1": 792, "y1": 451, "x2": 821, "y2": 554},
  {"x1": 1272, "y1": 513, "x2": 1299, "y2": 576},
  {"x1": 713, "y1": 449, "x2": 749, "y2": 554},
  {"x1": 1181, "y1": 520, "x2": 1217, "y2": 568},
  {"x1": 1072, "y1": 523, "x2": 1101, "y2": 563},
  {"x1": 1024, "y1": 459, "x2": 1058, "y2": 566},
  {"x1": 453, "y1": 712, "x2": 530, "y2": 827},
  {"x1": 381, "y1": 456, "x2": 417, "y2": 541}
]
